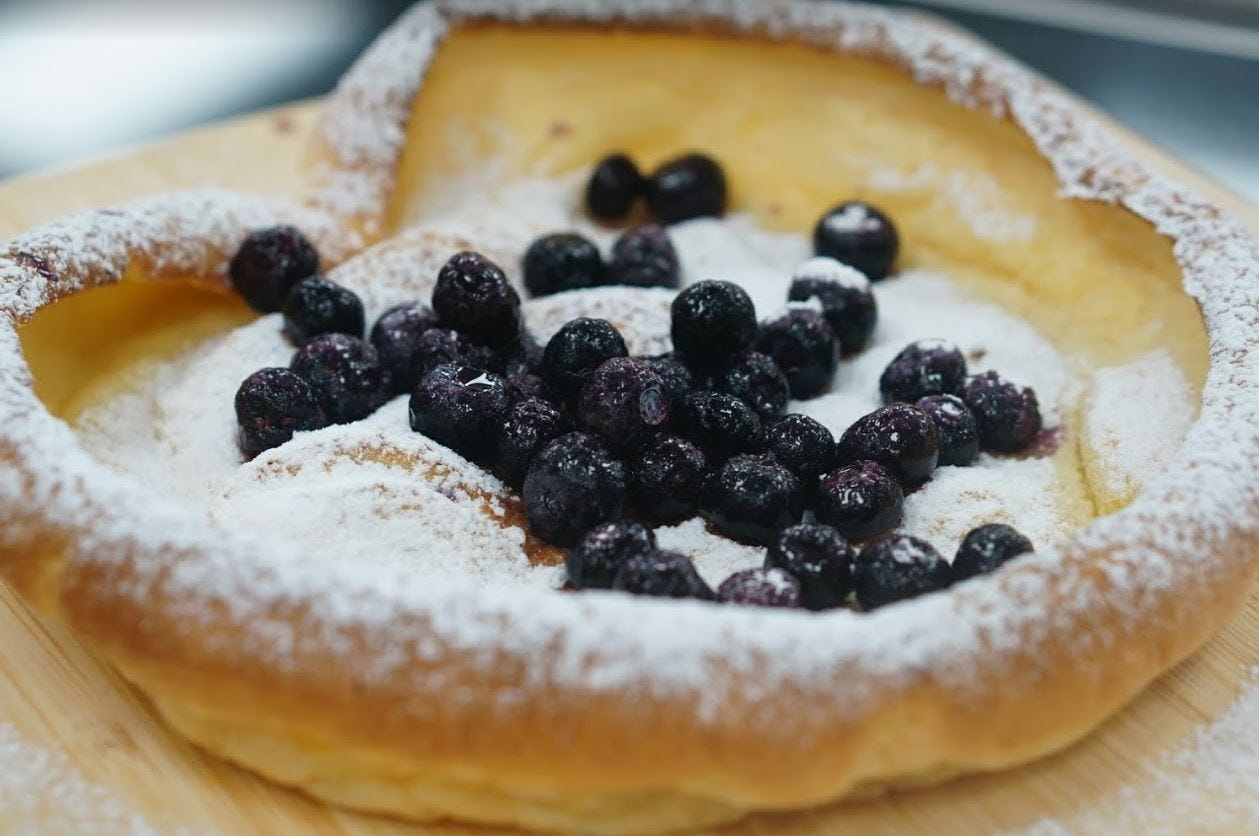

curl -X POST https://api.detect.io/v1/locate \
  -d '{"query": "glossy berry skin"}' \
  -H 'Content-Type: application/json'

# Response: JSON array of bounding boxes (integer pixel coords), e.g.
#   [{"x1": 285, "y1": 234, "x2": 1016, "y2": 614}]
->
[
  {"x1": 577, "y1": 357, "x2": 671, "y2": 451},
  {"x1": 836, "y1": 404, "x2": 939, "y2": 487},
  {"x1": 787, "y1": 257, "x2": 878, "y2": 354},
  {"x1": 229, "y1": 225, "x2": 319, "y2": 313},
  {"x1": 522, "y1": 432, "x2": 627, "y2": 547},
  {"x1": 765, "y1": 523, "x2": 856, "y2": 610},
  {"x1": 952, "y1": 523, "x2": 1034, "y2": 582},
  {"x1": 282, "y1": 276, "x2": 365, "y2": 345},
  {"x1": 714, "y1": 351, "x2": 791, "y2": 420},
  {"x1": 704, "y1": 454, "x2": 804, "y2": 545},
  {"x1": 290, "y1": 333, "x2": 392, "y2": 424},
  {"x1": 671, "y1": 280, "x2": 757, "y2": 364},
  {"x1": 815, "y1": 460, "x2": 904, "y2": 541},
  {"x1": 762, "y1": 413, "x2": 836, "y2": 488},
  {"x1": 879, "y1": 339, "x2": 968, "y2": 404},
  {"x1": 812, "y1": 201, "x2": 900, "y2": 281},
  {"x1": 628, "y1": 434, "x2": 707, "y2": 523},
  {"x1": 717, "y1": 568, "x2": 802, "y2": 608},
  {"x1": 641, "y1": 353, "x2": 696, "y2": 407},
  {"x1": 566, "y1": 521, "x2": 656, "y2": 590},
  {"x1": 645, "y1": 153, "x2": 727, "y2": 224},
  {"x1": 501, "y1": 332, "x2": 550, "y2": 402},
  {"x1": 917, "y1": 394, "x2": 980, "y2": 467},
  {"x1": 370, "y1": 303, "x2": 440, "y2": 393},
  {"x1": 522, "y1": 233, "x2": 604, "y2": 298},
  {"x1": 674, "y1": 391, "x2": 764, "y2": 463},
  {"x1": 585, "y1": 153, "x2": 642, "y2": 221},
  {"x1": 235, "y1": 368, "x2": 329, "y2": 458},
  {"x1": 542, "y1": 318, "x2": 629, "y2": 400},
  {"x1": 411, "y1": 328, "x2": 499, "y2": 385},
  {"x1": 612, "y1": 550, "x2": 714, "y2": 600},
  {"x1": 409, "y1": 364, "x2": 510, "y2": 462},
  {"x1": 432, "y1": 251, "x2": 522, "y2": 346},
  {"x1": 853, "y1": 535, "x2": 951, "y2": 610},
  {"x1": 607, "y1": 224, "x2": 680, "y2": 289},
  {"x1": 961, "y1": 371, "x2": 1043, "y2": 453},
  {"x1": 756, "y1": 308, "x2": 839, "y2": 399},
  {"x1": 495, "y1": 397, "x2": 572, "y2": 490}
]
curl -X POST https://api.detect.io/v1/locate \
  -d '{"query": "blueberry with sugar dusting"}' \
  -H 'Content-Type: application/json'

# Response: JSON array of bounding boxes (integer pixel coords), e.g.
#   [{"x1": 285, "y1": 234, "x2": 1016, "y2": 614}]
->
[
  {"x1": 704, "y1": 453, "x2": 804, "y2": 545},
  {"x1": 961, "y1": 371, "x2": 1043, "y2": 453},
  {"x1": 612, "y1": 550, "x2": 714, "y2": 600},
  {"x1": 674, "y1": 391, "x2": 764, "y2": 463},
  {"x1": 762, "y1": 413, "x2": 836, "y2": 488},
  {"x1": 585, "y1": 153, "x2": 643, "y2": 222},
  {"x1": 815, "y1": 460, "x2": 904, "y2": 540},
  {"x1": 235, "y1": 368, "x2": 329, "y2": 458},
  {"x1": 836, "y1": 404, "x2": 939, "y2": 486},
  {"x1": 522, "y1": 233, "x2": 604, "y2": 298},
  {"x1": 788, "y1": 257, "x2": 878, "y2": 354},
  {"x1": 411, "y1": 327, "x2": 499, "y2": 384},
  {"x1": 230, "y1": 225, "x2": 319, "y2": 313},
  {"x1": 764, "y1": 523, "x2": 855, "y2": 610},
  {"x1": 577, "y1": 357, "x2": 671, "y2": 451},
  {"x1": 495, "y1": 397, "x2": 572, "y2": 490},
  {"x1": 714, "y1": 351, "x2": 791, "y2": 420},
  {"x1": 640, "y1": 353, "x2": 695, "y2": 407},
  {"x1": 671, "y1": 280, "x2": 757, "y2": 364},
  {"x1": 409, "y1": 363, "x2": 510, "y2": 462},
  {"x1": 282, "y1": 276, "x2": 365, "y2": 345},
  {"x1": 879, "y1": 339, "x2": 967, "y2": 404},
  {"x1": 646, "y1": 152, "x2": 727, "y2": 224},
  {"x1": 607, "y1": 224, "x2": 680, "y2": 289},
  {"x1": 717, "y1": 568, "x2": 802, "y2": 608},
  {"x1": 432, "y1": 250, "x2": 522, "y2": 346},
  {"x1": 853, "y1": 535, "x2": 951, "y2": 610},
  {"x1": 756, "y1": 308, "x2": 838, "y2": 399},
  {"x1": 628, "y1": 434, "x2": 707, "y2": 523},
  {"x1": 542, "y1": 317, "x2": 629, "y2": 400},
  {"x1": 290, "y1": 333, "x2": 392, "y2": 424},
  {"x1": 812, "y1": 200, "x2": 899, "y2": 281},
  {"x1": 916, "y1": 393, "x2": 979, "y2": 466},
  {"x1": 523, "y1": 432, "x2": 627, "y2": 547},
  {"x1": 952, "y1": 523, "x2": 1034, "y2": 582},
  {"x1": 370, "y1": 302, "x2": 440, "y2": 393},
  {"x1": 566, "y1": 521, "x2": 656, "y2": 590}
]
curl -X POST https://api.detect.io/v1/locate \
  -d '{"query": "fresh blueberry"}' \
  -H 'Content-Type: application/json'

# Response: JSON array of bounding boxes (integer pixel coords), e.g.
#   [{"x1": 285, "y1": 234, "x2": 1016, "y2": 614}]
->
[
  {"x1": 960, "y1": 371, "x2": 1043, "y2": 453},
  {"x1": 761, "y1": 413, "x2": 836, "y2": 490},
  {"x1": 370, "y1": 303, "x2": 440, "y2": 393},
  {"x1": 952, "y1": 523, "x2": 1033, "y2": 582},
  {"x1": 607, "y1": 224, "x2": 680, "y2": 289},
  {"x1": 628, "y1": 434, "x2": 708, "y2": 523},
  {"x1": 542, "y1": 318, "x2": 629, "y2": 400},
  {"x1": 495, "y1": 396, "x2": 572, "y2": 490},
  {"x1": 235, "y1": 368, "x2": 329, "y2": 458},
  {"x1": 566, "y1": 521, "x2": 656, "y2": 589},
  {"x1": 585, "y1": 153, "x2": 643, "y2": 222},
  {"x1": 522, "y1": 432, "x2": 627, "y2": 546},
  {"x1": 916, "y1": 394, "x2": 979, "y2": 466},
  {"x1": 290, "y1": 333, "x2": 392, "y2": 424},
  {"x1": 764, "y1": 523, "x2": 856, "y2": 610},
  {"x1": 835, "y1": 404, "x2": 939, "y2": 486},
  {"x1": 409, "y1": 363, "x2": 510, "y2": 462},
  {"x1": 612, "y1": 550, "x2": 714, "y2": 600},
  {"x1": 577, "y1": 357, "x2": 671, "y2": 451},
  {"x1": 852, "y1": 535, "x2": 951, "y2": 610},
  {"x1": 717, "y1": 568, "x2": 802, "y2": 608},
  {"x1": 756, "y1": 308, "x2": 838, "y2": 399},
  {"x1": 411, "y1": 328, "x2": 499, "y2": 384},
  {"x1": 640, "y1": 353, "x2": 696, "y2": 407},
  {"x1": 229, "y1": 225, "x2": 319, "y2": 313},
  {"x1": 674, "y1": 391, "x2": 764, "y2": 463},
  {"x1": 522, "y1": 233, "x2": 604, "y2": 298},
  {"x1": 282, "y1": 276, "x2": 365, "y2": 345},
  {"x1": 645, "y1": 152, "x2": 727, "y2": 224},
  {"x1": 671, "y1": 280, "x2": 757, "y2": 364},
  {"x1": 879, "y1": 339, "x2": 967, "y2": 404},
  {"x1": 713, "y1": 351, "x2": 791, "y2": 420},
  {"x1": 704, "y1": 453, "x2": 804, "y2": 545},
  {"x1": 432, "y1": 251, "x2": 522, "y2": 346},
  {"x1": 812, "y1": 201, "x2": 899, "y2": 281},
  {"x1": 815, "y1": 460, "x2": 904, "y2": 541},
  {"x1": 787, "y1": 257, "x2": 878, "y2": 354}
]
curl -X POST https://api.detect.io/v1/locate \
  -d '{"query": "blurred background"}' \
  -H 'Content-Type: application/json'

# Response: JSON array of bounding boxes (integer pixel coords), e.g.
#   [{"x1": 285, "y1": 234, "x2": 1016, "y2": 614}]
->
[{"x1": 1, "y1": 0, "x2": 1256, "y2": 199}]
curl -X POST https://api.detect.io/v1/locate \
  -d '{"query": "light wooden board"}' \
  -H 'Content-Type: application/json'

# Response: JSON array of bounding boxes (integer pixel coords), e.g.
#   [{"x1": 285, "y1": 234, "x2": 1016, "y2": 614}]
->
[{"x1": 2, "y1": 98, "x2": 1259, "y2": 834}]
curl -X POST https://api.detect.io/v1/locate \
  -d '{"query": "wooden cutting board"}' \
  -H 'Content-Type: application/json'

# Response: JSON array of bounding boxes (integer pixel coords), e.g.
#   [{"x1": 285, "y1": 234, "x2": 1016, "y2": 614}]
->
[{"x1": 2, "y1": 98, "x2": 1259, "y2": 835}]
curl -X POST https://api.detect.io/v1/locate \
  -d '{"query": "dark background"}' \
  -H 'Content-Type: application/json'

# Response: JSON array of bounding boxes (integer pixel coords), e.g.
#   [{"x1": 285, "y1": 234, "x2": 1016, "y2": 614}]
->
[{"x1": 2, "y1": 0, "x2": 1256, "y2": 199}]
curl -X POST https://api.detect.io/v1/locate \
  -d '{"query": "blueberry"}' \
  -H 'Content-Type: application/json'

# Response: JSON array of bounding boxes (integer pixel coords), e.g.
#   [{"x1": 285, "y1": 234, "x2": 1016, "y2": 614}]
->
[
  {"x1": 411, "y1": 328, "x2": 499, "y2": 384},
  {"x1": 787, "y1": 257, "x2": 878, "y2": 354},
  {"x1": 645, "y1": 153, "x2": 727, "y2": 224},
  {"x1": 281, "y1": 276, "x2": 365, "y2": 345},
  {"x1": 960, "y1": 371, "x2": 1043, "y2": 453},
  {"x1": 670, "y1": 280, "x2": 757, "y2": 364},
  {"x1": 879, "y1": 339, "x2": 967, "y2": 404},
  {"x1": 432, "y1": 251, "x2": 521, "y2": 346},
  {"x1": 714, "y1": 351, "x2": 791, "y2": 420},
  {"x1": 917, "y1": 394, "x2": 979, "y2": 466},
  {"x1": 235, "y1": 368, "x2": 329, "y2": 458},
  {"x1": 704, "y1": 453, "x2": 804, "y2": 545},
  {"x1": 290, "y1": 333, "x2": 392, "y2": 424},
  {"x1": 674, "y1": 391, "x2": 764, "y2": 463},
  {"x1": 409, "y1": 364, "x2": 510, "y2": 462},
  {"x1": 764, "y1": 523, "x2": 855, "y2": 610},
  {"x1": 495, "y1": 396, "x2": 572, "y2": 490},
  {"x1": 815, "y1": 460, "x2": 904, "y2": 541},
  {"x1": 952, "y1": 523, "x2": 1033, "y2": 582},
  {"x1": 585, "y1": 153, "x2": 642, "y2": 222},
  {"x1": 501, "y1": 332, "x2": 551, "y2": 402},
  {"x1": 756, "y1": 308, "x2": 838, "y2": 399},
  {"x1": 607, "y1": 224, "x2": 680, "y2": 289},
  {"x1": 576, "y1": 357, "x2": 671, "y2": 451},
  {"x1": 812, "y1": 201, "x2": 899, "y2": 281},
  {"x1": 852, "y1": 535, "x2": 951, "y2": 610},
  {"x1": 522, "y1": 233, "x2": 604, "y2": 298},
  {"x1": 542, "y1": 318, "x2": 629, "y2": 399},
  {"x1": 522, "y1": 432, "x2": 628, "y2": 546},
  {"x1": 640, "y1": 353, "x2": 696, "y2": 407},
  {"x1": 370, "y1": 303, "x2": 440, "y2": 393},
  {"x1": 566, "y1": 521, "x2": 656, "y2": 589},
  {"x1": 628, "y1": 434, "x2": 708, "y2": 523},
  {"x1": 836, "y1": 404, "x2": 939, "y2": 486},
  {"x1": 717, "y1": 568, "x2": 802, "y2": 608},
  {"x1": 612, "y1": 550, "x2": 714, "y2": 600},
  {"x1": 762, "y1": 413, "x2": 836, "y2": 487},
  {"x1": 229, "y1": 225, "x2": 319, "y2": 313}
]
